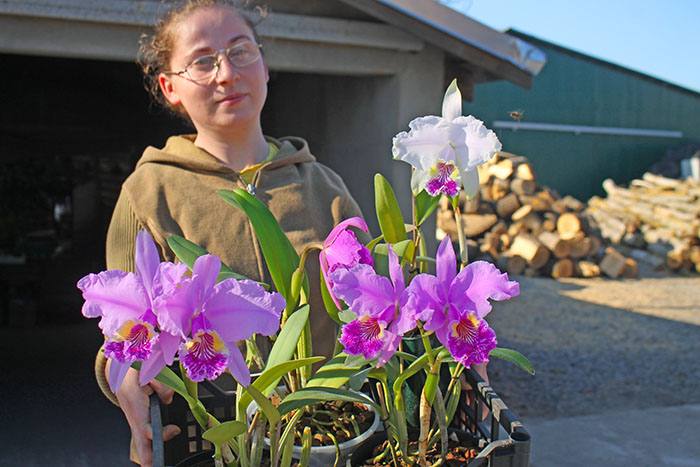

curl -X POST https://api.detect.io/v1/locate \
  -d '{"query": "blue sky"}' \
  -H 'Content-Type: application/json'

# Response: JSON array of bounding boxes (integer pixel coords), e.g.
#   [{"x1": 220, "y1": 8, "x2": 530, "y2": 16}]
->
[{"x1": 443, "y1": 0, "x2": 700, "y2": 93}]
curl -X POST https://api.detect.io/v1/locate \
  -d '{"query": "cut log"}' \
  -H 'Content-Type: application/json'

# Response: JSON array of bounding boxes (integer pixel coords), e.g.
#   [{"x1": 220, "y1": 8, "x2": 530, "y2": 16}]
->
[
  {"x1": 576, "y1": 260, "x2": 601, "y2": 278},
  {"x1": 496, "y1": 253, "x2": 526, "y2": 275},
  {"x1": 511, "y1": 204, "x2": 532, "y2": 222},
  {"x1": 538, "y1": 231, "x2": 572, "y2": 259},
  {"x1": 463, "y1": 213, "x2": 499, "y2": 237},
  {"x1": 621, "y1": 258, "x2": 639, "y2": 278},
  {"x1": 561, "y1": 195, "x2": 585, "y2": 212},
  {"x1": 489, "y1": 158, "x2": 514, "y2": 180},
  {"x1": 490, "y1": 178, "x2": 510, "y2": 201},
  {"x1": 509, "y1": 234, "x2": 551, "y2": 269},
  {"x1": 547, "y1": 258, "x2": 574, "y2": 278},
  {"x1": 496, "y1": 193, "x2": 521, "y2": 219},
  {"x1": 569, "y1": 235, "x2": 592, "y2": 259},
  {"x1": 556, "y1": 212, "x2": 582, "y2": 240},
  {"x1": 515, "y1": 162, "x2": 535, "y2": 181},
  {"x1": 599, "y1": 248, "x2": 628, "y2": 278},
  {"x1": 510, "y1": 178, "x2": 537, "y2": 196}
]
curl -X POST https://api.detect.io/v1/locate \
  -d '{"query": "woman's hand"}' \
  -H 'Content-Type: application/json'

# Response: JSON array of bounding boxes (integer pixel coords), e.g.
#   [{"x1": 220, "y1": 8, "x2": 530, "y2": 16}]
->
[{"x1": 106, "y1": 362, "x2": 181, "y2": 466}]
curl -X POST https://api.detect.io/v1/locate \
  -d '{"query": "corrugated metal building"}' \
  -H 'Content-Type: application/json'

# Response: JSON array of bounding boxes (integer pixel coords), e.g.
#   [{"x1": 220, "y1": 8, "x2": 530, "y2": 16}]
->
[{"x1": 464, "y1": 30, "x2": 700, "y2": 201}]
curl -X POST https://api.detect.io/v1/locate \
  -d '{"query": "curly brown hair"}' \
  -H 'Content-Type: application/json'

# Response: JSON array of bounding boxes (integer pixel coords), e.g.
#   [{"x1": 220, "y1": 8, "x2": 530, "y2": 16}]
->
[{"x1": 137, "y1": 0, "x2": 266, "y2": 120}]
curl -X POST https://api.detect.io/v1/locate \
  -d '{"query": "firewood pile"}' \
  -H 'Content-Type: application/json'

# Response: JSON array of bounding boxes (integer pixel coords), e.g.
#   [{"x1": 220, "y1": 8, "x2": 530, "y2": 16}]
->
[
  {"x1": 586, "y1": 173, "x2": 700, "y2": 274},
  {"x1": 436, "y1": 151, "x2": 622, "y2": 278}
]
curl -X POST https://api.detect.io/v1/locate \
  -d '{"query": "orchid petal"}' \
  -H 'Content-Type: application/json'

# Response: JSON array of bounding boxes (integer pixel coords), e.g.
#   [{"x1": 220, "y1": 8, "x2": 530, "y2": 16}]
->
[
  {"x1": 451, "y1": 261, "x2": 519, "y2": 319},
  {"x1": 155, "y1": 280, "x2": 197, "y2": 338},
  {"x1": 226, "y1": 343, "x2": 251, "y2": 386},
  {"x1": 436, "y1": 237, "x2": 457, "y2": 287},
  {"x1": 108, "y1": 359, "x2": 132, "y2": 394},
  {"x1": 339, "y1": 316, "x2": 385, "y2": 360},
  {"x1": 454, "y1": 115, "x2": 501, "y2": 170},
  {"x1": 441, "y1": 79, "x2": 462, "y2": 121},
  {"x1": 78, "y1": 271, "x2": 150, "y2": 335},
  {"x1": 392, "y1": 116, "x2": 450, "y2": 170},
  {"x1": 158, "y1": 331, "x2": 183, "y2": 365},
  {"x1": 376, "y1": 330, "x2": 402, "y2": 367},
  {"x1": 324, "y1": 217, "x2": 369, "y2": 248},
  {"x1": 460, "y1": 168, "x2": 480, "y2": 200},
  {"x1": 387, "y1": 246, "x2": 405, "y2": 294},
  {"x1": 330, "y1": 265, "x2": 395, "y2": 321},
  {"x1": 135, "y1": 230, "x2": 160, "y2": 300},
  {"x1": 193, "y1": 254, "x2": 221, "y2": 292},
  {"x1": 404, "y1": 274, "x2": 446, "y2": 331},
  {"x1": 139, "y1": 346, "x2": 167, "y2": 385},
  {"x1": 203, "y1": 279, "x2": 284, "y2": 342}
]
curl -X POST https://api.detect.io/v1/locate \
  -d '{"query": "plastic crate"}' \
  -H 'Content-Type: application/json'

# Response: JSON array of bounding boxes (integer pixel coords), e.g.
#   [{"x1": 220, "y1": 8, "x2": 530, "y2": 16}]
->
[
  {"x1": 151, "y1": 367, "x2": 530, "y2": 467},
  {"x1": 453, "y1": 367, "x2": 531, "y2": 467}
]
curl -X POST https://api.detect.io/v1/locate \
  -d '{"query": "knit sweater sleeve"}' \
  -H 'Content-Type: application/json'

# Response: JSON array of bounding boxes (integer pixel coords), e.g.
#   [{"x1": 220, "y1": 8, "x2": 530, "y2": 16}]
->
[
  {"x1": 106, "y1": 190, "x2": 142, "y2": 273},
  {"x1": 96, "y1": 191, "x2": 144, "y2": 407}
]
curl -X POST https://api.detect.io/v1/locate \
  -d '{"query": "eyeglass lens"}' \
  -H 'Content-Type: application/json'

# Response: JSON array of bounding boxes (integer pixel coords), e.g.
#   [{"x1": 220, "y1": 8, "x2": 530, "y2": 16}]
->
[{"x1": 186, "y1": 42, "x2": 261, "y2": 81}]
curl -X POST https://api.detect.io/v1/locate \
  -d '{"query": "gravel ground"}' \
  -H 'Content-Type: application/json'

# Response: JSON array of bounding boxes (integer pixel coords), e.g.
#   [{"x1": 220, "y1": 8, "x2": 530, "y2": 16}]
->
[{"x1": 484, "y1": 265, "x2": 700, "y2": 423}]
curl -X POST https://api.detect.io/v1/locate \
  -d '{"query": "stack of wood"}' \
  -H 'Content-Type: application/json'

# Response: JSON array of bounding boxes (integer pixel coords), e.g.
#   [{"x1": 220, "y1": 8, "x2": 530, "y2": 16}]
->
[
  {"x1": 586, "y1": 173, "x2": 700, "y2": 274},
  {"x1": 436, "y1": 152, "x2": 639, "y2": 279}
]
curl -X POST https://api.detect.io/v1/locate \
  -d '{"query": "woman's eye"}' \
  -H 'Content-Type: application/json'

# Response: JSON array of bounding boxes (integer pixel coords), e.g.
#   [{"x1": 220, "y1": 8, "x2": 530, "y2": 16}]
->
[{"x1": 191, "y1": 55, "x2": 217, "y2": 70}]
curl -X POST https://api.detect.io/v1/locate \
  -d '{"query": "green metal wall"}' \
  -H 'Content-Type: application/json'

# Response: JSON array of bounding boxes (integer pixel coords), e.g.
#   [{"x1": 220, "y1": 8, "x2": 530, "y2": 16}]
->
[{"x1": 464, "y1": 31, "x2": 700, "y2": 201}]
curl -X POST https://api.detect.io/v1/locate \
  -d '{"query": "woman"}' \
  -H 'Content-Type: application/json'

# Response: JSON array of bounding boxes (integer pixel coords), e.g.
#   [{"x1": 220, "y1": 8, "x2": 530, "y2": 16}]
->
[{"x1": 98, "y1": 1, "x2": 365, "y2": 464}]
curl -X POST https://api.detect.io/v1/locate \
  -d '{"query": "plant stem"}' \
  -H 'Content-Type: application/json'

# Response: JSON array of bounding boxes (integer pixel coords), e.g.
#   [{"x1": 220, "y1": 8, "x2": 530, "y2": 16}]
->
[{"x1": 453, "y1": 200, "x2": 468, "y2": 267}]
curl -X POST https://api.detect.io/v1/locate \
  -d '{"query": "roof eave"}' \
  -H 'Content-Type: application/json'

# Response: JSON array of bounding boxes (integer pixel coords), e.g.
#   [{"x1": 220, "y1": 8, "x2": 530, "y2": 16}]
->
[{"x1": 339, "y1": 0, "x2": 534, "y2": 89}]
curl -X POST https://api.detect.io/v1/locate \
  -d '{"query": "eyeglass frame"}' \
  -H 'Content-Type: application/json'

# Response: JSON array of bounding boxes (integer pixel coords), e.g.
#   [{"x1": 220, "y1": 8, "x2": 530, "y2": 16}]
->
[{"x1": 164, "y1": 41, "x2": 263, "y2": 82}]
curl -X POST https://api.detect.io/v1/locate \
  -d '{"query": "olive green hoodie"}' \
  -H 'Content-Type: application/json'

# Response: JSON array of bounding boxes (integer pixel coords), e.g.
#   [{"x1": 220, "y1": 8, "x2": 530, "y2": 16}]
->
[{"x1": 98, "y1": 135, "x2": 365, "y2": 403}]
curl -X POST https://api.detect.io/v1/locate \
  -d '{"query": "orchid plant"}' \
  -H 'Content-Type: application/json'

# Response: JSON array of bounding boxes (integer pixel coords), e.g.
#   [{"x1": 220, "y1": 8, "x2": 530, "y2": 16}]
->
[
  {"x1": 313, "y1": 79, "x2": 534, "y2": 466},
  {"x1": 79, "y1": 192, "x2": 377, "y2": 467},
  {"x1": 78, "y1": 78, "x2": 531, "y2": 467}
]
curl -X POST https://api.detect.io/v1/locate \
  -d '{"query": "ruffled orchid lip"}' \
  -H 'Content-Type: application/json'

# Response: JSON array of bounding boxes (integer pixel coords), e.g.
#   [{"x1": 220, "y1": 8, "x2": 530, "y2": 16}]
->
[
  {"x1": 180, "y1": 329, "x2": 229, "y2": 382},
  {"x1": 426, "y1": 160, "x2": 460, "y2": 197},
  {"x1": 339, "y1": 316, "x2": 385, "y2": 360}
]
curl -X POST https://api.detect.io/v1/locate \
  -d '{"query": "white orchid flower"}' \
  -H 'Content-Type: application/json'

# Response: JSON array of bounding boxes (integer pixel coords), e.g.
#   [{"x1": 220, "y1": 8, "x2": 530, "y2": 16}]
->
[{"x1": 392, "y1": 79, "x2": 501, "y2": 199}]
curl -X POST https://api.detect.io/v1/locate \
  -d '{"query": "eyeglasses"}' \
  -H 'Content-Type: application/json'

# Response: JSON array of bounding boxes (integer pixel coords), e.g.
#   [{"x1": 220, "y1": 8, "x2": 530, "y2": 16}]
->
[{"x1": 166, "y1": 41, "x2": 262, "y2": 82}]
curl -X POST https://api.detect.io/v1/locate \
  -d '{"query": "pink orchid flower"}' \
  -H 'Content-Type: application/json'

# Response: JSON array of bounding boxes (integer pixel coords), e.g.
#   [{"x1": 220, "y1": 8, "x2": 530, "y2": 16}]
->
[
  {"x1": 319, "y1": 217, "x2": 373, "y2": 309},
  {"x1": 78, "y1": 231, "x2": 188, "y2": 393},
  {"x1": 405, "y1": 237, "x2": 519, "y2": 367},
  {"x1": 330, "y1": 246, "x2": 415, "y2": 366},
  {"x1": 156, "y1": 254, "x2": 285, "y2": 386}
]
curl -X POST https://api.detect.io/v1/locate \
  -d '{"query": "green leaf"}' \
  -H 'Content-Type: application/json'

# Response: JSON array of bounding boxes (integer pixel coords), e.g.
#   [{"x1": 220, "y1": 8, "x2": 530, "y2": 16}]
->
[
  {"x1": 489, "y1": 348, "x2": 535, "y2": 375},
  {"x1": 266, "y1": 305, "x2": 310, "y2": 370},
  {"x1": 319, "y1": 272, "x2": 341, "y2": 324},
  {"x1": 373, "y1": 240, "x2": 415, "y2": 278},
  {"x1": 202, "y1": 420, "x2": 247, "y2": 445},
  {"x1": 245, "y1": 384, "x2": 281, "y2": 425},
  {"x1": 277, "y1": 387, "x2": 377, "y2": 416},
  {"x1": 366, "y1": 235, "x2": 384, "y2": 252},
  {"x1": 374, "y1": 173, "x2": 406, "y2": 243},
  {"x1": 349, "y1": 367, "x2": 373, "y2": 391},
  {"x1": 238, "y1": 357, "x2": 324, "y2": 413},
  {"x1": 217, "y1": 189, "x2": 302, "y2": 302},
  {"x1": 344, "y1": 353, "x2": 369, "y2": 368},
  {"x1": 414, "y1": 190, "x2": 441, "y2": 226},
  {"x1": 167, "y1": 234, "x2": 255, "y2": 284},
  {"x1": 307, "y1": 354, "x2": 365, "y2": 389}
]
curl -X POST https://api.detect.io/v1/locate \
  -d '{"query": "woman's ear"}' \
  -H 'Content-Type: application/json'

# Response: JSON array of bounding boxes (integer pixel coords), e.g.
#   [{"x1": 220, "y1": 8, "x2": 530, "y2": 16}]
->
[{"x1": 158, "y1": 73, "x2": 181, "y2": 106}]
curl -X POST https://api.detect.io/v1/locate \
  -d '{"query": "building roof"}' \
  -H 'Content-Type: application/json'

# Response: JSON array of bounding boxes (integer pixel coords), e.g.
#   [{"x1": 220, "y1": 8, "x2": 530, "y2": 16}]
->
[
  {"x1": 341, "y1": 0, "x2": 545, "y2": 89},
  {"x1": 508, "y1": 29, "x2": 699, "y2": 98}
]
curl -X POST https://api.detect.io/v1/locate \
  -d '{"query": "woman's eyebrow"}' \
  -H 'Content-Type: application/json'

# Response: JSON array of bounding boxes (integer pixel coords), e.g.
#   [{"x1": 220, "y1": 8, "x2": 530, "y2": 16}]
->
[{"x1": 183, "y1": 35, "x2": 253, "y2": 61}]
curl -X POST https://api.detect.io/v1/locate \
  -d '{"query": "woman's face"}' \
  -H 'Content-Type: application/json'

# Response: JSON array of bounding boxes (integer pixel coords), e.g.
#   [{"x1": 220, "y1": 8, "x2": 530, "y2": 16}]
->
[{"x1": 158, "y1": 6, "x2": 268, "y2": 136}]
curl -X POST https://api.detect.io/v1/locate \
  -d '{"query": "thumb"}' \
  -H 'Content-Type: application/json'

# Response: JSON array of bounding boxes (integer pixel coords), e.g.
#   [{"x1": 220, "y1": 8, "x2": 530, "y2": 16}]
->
[
  {"x1": 149, "y1": 380, "x2": 175, "y2": 404},
  {"x1": 163, "y1": 424, "x2": 182, "y2": 441}
]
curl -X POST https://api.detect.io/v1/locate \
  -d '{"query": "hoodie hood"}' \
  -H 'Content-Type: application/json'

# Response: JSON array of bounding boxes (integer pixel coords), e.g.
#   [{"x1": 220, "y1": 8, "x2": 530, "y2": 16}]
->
[{"x1": 138, "y1": 134, "x2": 316, "y2": 173}]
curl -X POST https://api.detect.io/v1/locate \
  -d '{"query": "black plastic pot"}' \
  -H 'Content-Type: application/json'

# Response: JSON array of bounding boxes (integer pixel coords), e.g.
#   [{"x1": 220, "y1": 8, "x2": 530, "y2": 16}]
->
[{"x1": 173, "y1": 450, "x2": 215, "y2": 467}]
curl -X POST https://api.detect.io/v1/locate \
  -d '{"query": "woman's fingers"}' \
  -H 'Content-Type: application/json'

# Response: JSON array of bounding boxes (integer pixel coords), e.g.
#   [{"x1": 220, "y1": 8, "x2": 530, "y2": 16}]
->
[{"x1": 149, "y1": 379, "x2": 175, "y2": 405}]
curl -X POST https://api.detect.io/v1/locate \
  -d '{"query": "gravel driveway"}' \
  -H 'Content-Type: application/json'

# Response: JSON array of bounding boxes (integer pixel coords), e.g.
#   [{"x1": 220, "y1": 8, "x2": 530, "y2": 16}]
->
[{"x1": 484, "y1": 265, "x2": 700, "y2": 423}]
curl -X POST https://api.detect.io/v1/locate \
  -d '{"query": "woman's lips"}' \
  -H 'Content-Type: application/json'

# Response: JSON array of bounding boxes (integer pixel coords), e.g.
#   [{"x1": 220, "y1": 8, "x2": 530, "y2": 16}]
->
[{"x1": 218, "y1": 93, "x2": 246, "y2": 105}]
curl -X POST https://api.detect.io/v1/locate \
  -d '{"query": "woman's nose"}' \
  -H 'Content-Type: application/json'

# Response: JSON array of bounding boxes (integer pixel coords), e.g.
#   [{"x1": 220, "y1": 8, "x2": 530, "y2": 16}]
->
[{"x1": 214, "y1": 54, "x2": 241, "y2": 83}]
